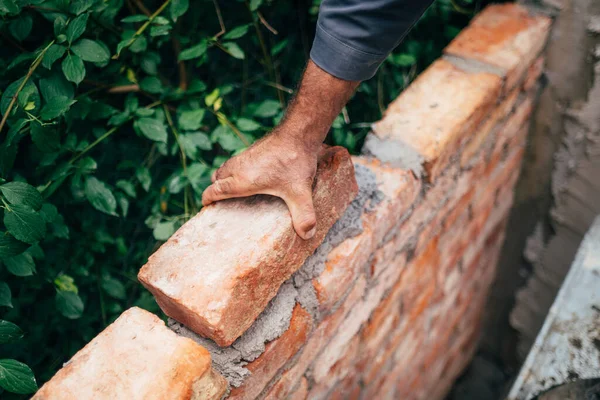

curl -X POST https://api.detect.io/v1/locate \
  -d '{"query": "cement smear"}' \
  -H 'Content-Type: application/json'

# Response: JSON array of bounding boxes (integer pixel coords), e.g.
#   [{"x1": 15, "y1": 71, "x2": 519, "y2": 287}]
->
[{"x1": 362, "y1": 133, "x2": 424, "y2": 177}]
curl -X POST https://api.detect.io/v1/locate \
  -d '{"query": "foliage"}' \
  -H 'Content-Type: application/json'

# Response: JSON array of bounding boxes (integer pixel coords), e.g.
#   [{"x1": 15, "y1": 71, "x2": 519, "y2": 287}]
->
[{"x1": 0, "y1": 0, "x2": 483, "y2": 395}]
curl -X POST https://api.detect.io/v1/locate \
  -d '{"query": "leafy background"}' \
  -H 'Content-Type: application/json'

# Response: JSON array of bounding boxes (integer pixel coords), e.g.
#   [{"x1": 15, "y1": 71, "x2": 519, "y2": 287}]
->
[{"x1": 0, "y1": 0, "x2": 485, "y2": 396}]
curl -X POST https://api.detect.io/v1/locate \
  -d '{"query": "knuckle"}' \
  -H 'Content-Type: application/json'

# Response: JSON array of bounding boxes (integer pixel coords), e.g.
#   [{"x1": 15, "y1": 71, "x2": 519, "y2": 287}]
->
[{"x1": 214, "y1": 179, "x2": 233, "y2": 195}]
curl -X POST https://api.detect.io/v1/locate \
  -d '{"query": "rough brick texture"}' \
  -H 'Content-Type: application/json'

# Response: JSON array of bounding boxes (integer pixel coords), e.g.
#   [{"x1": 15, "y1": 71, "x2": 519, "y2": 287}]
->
[
  {"x1": 33, "y1": 308, "x2": 227, "y2": 400},
  {"x1": 139, "y1": 146, "x2": 357, "y2": 346},
  {"x1": 34, "y1": 4, "x2": 550, "y2": 400}
]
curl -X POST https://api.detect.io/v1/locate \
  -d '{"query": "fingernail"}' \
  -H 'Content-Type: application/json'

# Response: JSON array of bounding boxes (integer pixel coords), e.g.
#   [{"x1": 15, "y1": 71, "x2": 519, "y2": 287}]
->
[{"x1": 305, "y1": 227, "x2": 316, "y2": 240}]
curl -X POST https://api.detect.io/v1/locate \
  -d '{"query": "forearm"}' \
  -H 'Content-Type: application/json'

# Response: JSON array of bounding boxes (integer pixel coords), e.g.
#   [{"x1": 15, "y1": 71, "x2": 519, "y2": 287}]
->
[{"x1": 275, "y1": 60, "x2": 360, "y2": 150}]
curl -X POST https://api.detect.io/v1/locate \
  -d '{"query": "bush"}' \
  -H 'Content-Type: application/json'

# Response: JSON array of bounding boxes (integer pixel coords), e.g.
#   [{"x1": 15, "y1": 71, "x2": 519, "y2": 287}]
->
[{"x1": 0, "y1": 0, "x2": 478, "y2": 395}]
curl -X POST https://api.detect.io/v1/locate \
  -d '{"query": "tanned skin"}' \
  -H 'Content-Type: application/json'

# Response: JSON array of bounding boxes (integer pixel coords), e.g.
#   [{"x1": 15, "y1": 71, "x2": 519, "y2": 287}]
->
[{"x1": 202, "y1": 61, "x2": 360, "y2": 239}]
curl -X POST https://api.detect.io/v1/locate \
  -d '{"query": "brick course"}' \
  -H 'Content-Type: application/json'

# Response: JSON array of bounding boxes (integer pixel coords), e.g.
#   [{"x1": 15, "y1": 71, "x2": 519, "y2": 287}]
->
[{"x1": 34, "y1": 4, "x2": 550, "y2": 400}]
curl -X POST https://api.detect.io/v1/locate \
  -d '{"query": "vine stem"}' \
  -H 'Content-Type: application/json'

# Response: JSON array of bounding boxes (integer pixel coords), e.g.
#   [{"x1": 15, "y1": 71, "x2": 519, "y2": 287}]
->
[
  {"x1": 163, "y1": 105, "x2": 190, "y2": 217},
  {"x1": 113, "y1": 0, "x2": 173, "y2": 58},
  {"x1": 0, "y1": 40, "x2": 55, "y2": 134},
  {"x1": 69, "y1": 124, "x2": 125, "y2": 165}
]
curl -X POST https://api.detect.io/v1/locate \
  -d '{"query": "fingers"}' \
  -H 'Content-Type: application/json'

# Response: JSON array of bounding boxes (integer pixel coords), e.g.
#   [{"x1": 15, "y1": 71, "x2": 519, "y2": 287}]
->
[
  {"x1": 282, "y1": 187, "x2": 317, "y2": 240},
  {"x1": 202, "y1": 177, "x2": 248, "y2": 206}
]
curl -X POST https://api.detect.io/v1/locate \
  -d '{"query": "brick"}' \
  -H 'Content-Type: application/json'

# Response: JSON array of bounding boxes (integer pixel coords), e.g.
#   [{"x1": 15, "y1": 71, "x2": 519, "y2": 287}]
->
[
  {"x1": 329, "y1": 374, "x2": 361, "y2": 400},
  {"x1": 264, "y1": 277, "x2": 367, "y2": 400},
  {"x1": 370, "y1": 239, "x2": 407, "y2": 280},
  {"x1": 523, "y1": 56, "x2": 545, "y2": 91},
  {"x1": 445, "y1": 4, "x2": 551, "y2": 92},
  {"x1": 228, "y1": 304, "x2": 312, "y2": 400},
  {"x1": 307, "y1": 335, "x2": 361, "y2": 400},
  {"x1": 288, "y1": 377, "x2": 308, "y2": 400},
  {"x1": 353, "y1": 156, "x2": 421, "y2": 244},
  {"x1": 314, "y1": 229, "x2": 373, "y2": 314},
  {"x1": 372, "y1": 59, "x2": 502, "y2": 182},
  {"x1": 138, "y1": 147, "x2": 358, "y2": 346},
  {"x1": 460, "y1": 86, "x2": 521, "y2": 166},
  {"x1": 33, "y1": 308, "x2": 226, "y2": 400},
  {"x1": 394, "y1": 164, "x2": 459, "y2": 251},
  {"x1": 312, "y1": 262, "x2": 402, "y2": 383}
]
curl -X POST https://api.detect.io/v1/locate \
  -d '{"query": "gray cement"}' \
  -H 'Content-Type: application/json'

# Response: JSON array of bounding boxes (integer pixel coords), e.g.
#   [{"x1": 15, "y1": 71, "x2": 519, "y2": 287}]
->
[{"x1": 361, "y1": 133, "x2": 424, "y2": 177}]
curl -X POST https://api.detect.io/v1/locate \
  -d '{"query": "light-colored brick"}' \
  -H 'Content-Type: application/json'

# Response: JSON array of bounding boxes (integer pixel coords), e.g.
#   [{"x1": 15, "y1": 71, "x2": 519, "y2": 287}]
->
[
  {"x1": 460, "y1": 85, "x2": 521, "y2": 166},
  {"x1": 372, "y1": 59, "x2": 502, "y2": 182},
  {"x1": 32, "y1": 308, "x2": 226, "y2": 400},
  {"x1": 264, "y1": 277, "x2": 367, "y2": 400},
  {"x1": 523, "y1": 56, "x2": 545, "y2": 91},
  {"x1": 353, "y1": 156, "x2": 421, "y2": 244},
  {"x1": 228, "y1": 305, "x2": 312, "y2": 400},
  {"x1": 445, "y1": 4, "x2": 551, "y2": 92},
  {"x1": 138, "y1": 147, "x2": 357, "y2": 346},
  {"x1": 288, "y1": 377, "x2": 308, "y2": 400},
  {"x1": 314, "y1": 229, "x2": 373, "y2": 314}
]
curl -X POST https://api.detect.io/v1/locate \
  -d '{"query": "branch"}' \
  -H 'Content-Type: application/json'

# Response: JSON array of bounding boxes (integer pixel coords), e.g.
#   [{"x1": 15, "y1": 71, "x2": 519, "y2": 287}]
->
[
  {"x1": 0, "y1": 40, "x2": 55, "y2": 134},
  {"x1": 113, "y1": 0, "x2": 173, "y2": 59},
  {"x1": 212, "y1": 0, "x2": 226, "y2": 38},
  {"x1": 258, "y1": 12, "x2": 278, "y2": 35}
]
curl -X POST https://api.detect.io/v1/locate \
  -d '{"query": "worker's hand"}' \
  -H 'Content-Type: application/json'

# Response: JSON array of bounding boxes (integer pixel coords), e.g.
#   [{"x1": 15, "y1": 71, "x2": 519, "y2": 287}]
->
[{"x1": 202, "y1": 130, "x2": 319, "y2": 240}]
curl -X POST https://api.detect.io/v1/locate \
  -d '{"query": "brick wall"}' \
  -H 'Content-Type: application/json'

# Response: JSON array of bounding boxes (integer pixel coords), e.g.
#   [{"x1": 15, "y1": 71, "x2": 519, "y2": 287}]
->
[{"x1": 33, "y1": 4, "x2": 551, "y2": 400}]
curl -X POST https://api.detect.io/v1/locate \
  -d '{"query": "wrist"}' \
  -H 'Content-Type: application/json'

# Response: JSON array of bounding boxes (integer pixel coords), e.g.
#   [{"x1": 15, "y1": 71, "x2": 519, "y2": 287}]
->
[{"x1": 271, "y1": 122, "x2": 324, "y2": 154}]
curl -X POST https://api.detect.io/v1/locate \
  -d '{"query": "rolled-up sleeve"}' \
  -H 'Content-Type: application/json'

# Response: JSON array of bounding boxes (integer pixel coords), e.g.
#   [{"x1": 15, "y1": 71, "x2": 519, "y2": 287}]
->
[{"x1": 310, "y1": 0, "x2": 434, "y2": 81}]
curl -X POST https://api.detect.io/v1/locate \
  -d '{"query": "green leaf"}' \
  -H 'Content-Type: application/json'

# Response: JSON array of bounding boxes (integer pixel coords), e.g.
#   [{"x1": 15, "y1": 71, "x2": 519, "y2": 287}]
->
[
  {"x1": 170, "y1": 0, "x2": 188, "y2": 21},
  {"x1": 40, "y1": 96, "x2": 76, "y2": 120},
  {"x1": 3, "y1": 253, "x2": 35, "y2": 277},
  {"x1": 62, "y1": 54, "x2": 86, "y2": 85},
  {"x1": 0, "y1": 0, "x2": 19, "y2": 16},
  {"x1": 223, "y1": 24, "x2": 250, "y2": 40},
  {"x1": 134, "y1": 118, "x2": 168, "y2": 143},
  {"x1": 153, "y1": 221, "x2": 177, "y2": 241},
  {"x1": 150, "y1": 24, "x2": 171, "y2": 37},
  {"x1": 223, "y1": 42, "x2": 245, "y2": 59},
  {"x1": 0, "y1": 284, "x2": 12, "y2": 308},
  {"x1": 9, "y1": 15, "x2": 32, "y2": 42},
  {"x1": 70, "y1": 0, "x2": 94, "y2": 15},
  {"x1": 249, "y1": 0, "x2": 263, "y2": 11},
  {"x1": 139, "y1": 77, "x2": 163, "y2": 94},
  {"x1": 31, "y1": 122, "x2": 60, "y2": 152},
  {"x1": 65, "y1": 12, "x2": 88, "y2": 44},
  {"x1": 116, "y1": 180, "x2": 136, "y2": 198},
  {"x1": 178, "y1": 40, "x2": 207, "y2": 61},
  {"x1": 129, "y1": 35, "x2": 147, "y2": 53},
  {"x1": 136, "y1": 167, "x2": 152, "y2": 191},
  {"x1": 254, "y1": 99, "x2": 281, "y2": 118},
  {"x1": 0, "y1": 232, "x2": 27, "y2": 259},
  {"x1": 121, "y1": 15, "x2": 148, "y2": 23},
  {"x1": 54, "y1": 274, "x2": 78, "y2": 293},
  {"x1": 71, "y1": 39, "x2": 110, "y2": 63},
  {"x1": 117, "y1": 193, "x2": 129, "y2": 217},
  {"x1": 180, "y1": 132, "x2": 212, "y2": 157},
  {"x1": 41, "y1": 44, "x2": 67, "y2": 69},
  {"x1": 204, "y1": 88, "x2": 220, "y2": 107},
  {"x1": 39, "y1": 72, "x2": 74, "y2": 102},
  {"x1": 1, "y1": 78, "x2": 39, "y2": 117},
  {"x1": 0, "y1": 182, "x2": 43, "y2": 210},
  {"x1": 84, "y1": 177, "x2": 117, "y2": 216},
  {"x1": 237, "y1": 118, "x2": 261, "y2": 132},
  {"x1": 178, "y1": 109, "x2": 205, "y2": 131},
  {"x1": 391, "y1": 53, "x2": 416, "y2": 67},
  {"x1": 101, "y1": 277, "x2": 126, "y2": 299},
  {"x1": 212, "y1": 125, "x2": 247, "y2": 152},
  {"x1": 0, "y1": 359, "x2": 37, "y2": 394},
  {"x1": 55, "y1": 290, "x2": 84, "y2": 319},
  {"x1": 0, "y1": 321, "x2": 22, "y2": 343},
  {"x1": 3, "y1": 204, "x2": 46, "y2": 244}
]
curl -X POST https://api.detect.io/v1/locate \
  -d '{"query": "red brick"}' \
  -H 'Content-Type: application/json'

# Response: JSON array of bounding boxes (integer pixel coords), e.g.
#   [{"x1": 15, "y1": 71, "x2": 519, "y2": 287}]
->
[
  {"x1": 138, "y1": 147, "x2": 358, "y2": 346},
  {"x1": 264, "y1": 277, "x2": 367, "y2": 400},
  {"x1": 523, "y1": 56, "x2": 545, "y2": 91},
  {"x1": 229, "y1": 304, "x2": 312, "y2": 400},
  {"x1": 329, "y1": 374, "x2": 361, "y2": 400},
  {"x1": 308, "y1": 335, "x2": 361, "y2": 399},
  {"x1": 33, "y1": 308, "x2": 226, "y2": 400},
  {"x1": 313, "y1": 261, "x2": 403, "y2": 383},
  {"x1": 314, "y1": 229, "x2": 373, "y2": 314},
  {"x1": 353, "y1": 156, "x2": 422, "y2": 244},
  {"x1": 445, "y1": 4, "x2": 551, "y2": 92},
  {"x1": 288, "y1": 377, "x2": 308, "y2": 400},
  {"x1": 372, "y1": 59, "x2": 502, "y2": 182},
  {"x1": 460, "y1": 86, "x2": 521, "y2": 167}
]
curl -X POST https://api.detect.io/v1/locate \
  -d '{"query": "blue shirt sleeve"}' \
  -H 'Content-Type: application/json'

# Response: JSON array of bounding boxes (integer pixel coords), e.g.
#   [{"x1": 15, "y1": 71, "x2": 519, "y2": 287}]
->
[{"x1": 310, "y1": 0, "x2": 434, "y2": 81}]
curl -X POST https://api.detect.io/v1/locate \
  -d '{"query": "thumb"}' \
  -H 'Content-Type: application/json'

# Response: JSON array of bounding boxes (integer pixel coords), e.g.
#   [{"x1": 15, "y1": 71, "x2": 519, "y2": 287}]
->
[{"x1": 282, "y1": 188, "x2": 317, "y2": 240}]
